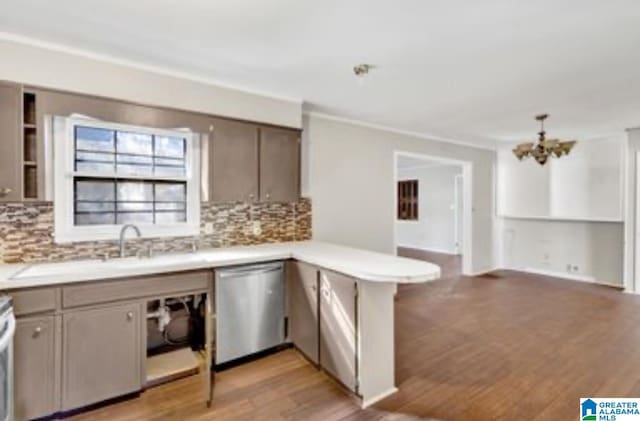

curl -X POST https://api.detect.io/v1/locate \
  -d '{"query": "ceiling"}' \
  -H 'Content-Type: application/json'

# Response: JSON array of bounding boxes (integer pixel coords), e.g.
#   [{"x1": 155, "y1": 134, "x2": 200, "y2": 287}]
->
[{"x1": 1, "y1": 0, "x2": 639, "y2": 147}]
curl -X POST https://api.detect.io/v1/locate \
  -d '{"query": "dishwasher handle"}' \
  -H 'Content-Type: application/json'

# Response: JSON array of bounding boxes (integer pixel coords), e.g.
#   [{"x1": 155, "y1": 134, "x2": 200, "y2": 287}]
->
[{"x1": 216, "y1": 262, "x2": 283, "y2": 279}]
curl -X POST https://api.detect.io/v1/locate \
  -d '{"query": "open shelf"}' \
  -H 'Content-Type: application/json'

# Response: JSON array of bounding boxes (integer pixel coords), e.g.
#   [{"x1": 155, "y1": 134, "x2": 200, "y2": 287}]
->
[{"x1": 22, "y1": 91, "x2": 37, "y2": 199}]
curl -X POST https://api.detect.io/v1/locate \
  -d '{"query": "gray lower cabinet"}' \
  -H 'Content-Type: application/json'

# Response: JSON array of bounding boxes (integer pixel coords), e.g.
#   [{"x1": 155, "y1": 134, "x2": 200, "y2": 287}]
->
[
  {"x1": 209, "y1": 118, "x2": 260, "y2": 203},
  {"x1": 259, "y1": 127, "x2": 300, "y2": 202},
  {"x1": 287, "y1": 261, "x2": 319, "y2": 364},
  {"x1": 0, "y1": 82, "x2": 22, "y2": 202},
  {"x1": 14, "y1": 316, "x2": 58, "y2": 421},
  {"x1": 319, "y1": 270, "x2": 358, "y2": 392},
  {"x1": 62, "y1": 303, "x2": 142, "y2": 410}
]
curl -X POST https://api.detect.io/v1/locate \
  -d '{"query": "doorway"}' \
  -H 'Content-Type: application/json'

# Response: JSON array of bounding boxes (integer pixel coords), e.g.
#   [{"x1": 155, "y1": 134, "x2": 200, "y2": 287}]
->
[{"x1": 393, "y1": 151, "x2": 473, "y2": 277}]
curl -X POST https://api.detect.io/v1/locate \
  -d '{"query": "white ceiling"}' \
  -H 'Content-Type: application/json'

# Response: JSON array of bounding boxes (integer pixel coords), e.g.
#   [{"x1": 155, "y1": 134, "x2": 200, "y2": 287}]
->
[{"x1": 1, "y1": 0, "x2": 639, "y2": 147}]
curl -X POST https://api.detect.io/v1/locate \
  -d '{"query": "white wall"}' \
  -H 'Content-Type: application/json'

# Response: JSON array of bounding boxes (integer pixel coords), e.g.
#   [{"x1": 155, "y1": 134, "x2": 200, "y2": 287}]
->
[
  {"x1": 624, "y1": 128, "x2": 640, "y2": 292},
  {"x1": 500, "y1": 218, "x2": 624, "y2": 286},
  {"x1": 496, "y1": 136, "x2": 627, "y2": 287},
  {"x1": 0, "y1": 37, "x2": 301, "y2": 128},
  {"x1": 304, "y1": 114, "x2": 497, "y2": 275},
  {"x1": 396, "y1": 165, "x2": 462, "y2": 254},
  {"x1": 497, "y1": 135, "x2": 625, "y2": 221}
]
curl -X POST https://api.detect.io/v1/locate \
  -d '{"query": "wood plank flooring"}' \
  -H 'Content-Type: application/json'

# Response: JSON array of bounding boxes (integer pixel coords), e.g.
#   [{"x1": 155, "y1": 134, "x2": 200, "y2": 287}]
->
[{"x1": 67, "y1": 249, "x2": 640, "y2": 420}]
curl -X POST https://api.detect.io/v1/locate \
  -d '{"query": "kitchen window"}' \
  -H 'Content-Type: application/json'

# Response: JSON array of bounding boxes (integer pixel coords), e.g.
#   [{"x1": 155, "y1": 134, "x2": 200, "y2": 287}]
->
[{"x1": 53, "y1": 117, "x2": 200, "y2": 243}]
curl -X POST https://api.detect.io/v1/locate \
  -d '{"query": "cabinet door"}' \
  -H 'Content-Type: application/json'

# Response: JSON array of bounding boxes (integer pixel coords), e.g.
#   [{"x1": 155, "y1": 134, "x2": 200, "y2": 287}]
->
[
  {"x1": 209, "y1": 118, "x2": 259, "y2": 203},
  {"x1": 62, "y1": 303, "x2": 142, "y2": 410},
  {"x1": 319, "y1": 270, "x2": 358, "y2": 392},
  {"x1": 0, "y1": 82, "x2": 22, "y2": 201},
  {"x1": 259, "y1": 127, "x2": 300, "y2": 202},
  {"x1": 287, "y1": 261, "x2": 319, "y2": 364},
  {"x1": 14, "y1": 316, "x2": 58, "y2": 421}
]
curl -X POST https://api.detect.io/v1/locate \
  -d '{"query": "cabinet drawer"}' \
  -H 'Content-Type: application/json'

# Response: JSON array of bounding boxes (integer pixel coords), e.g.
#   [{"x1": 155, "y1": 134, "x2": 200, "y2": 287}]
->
[
  {"x1": 62, "y1": 270, "x2": 212, "y2": 308},
  {"x1": 10, "y1": 288, "x2": 58, "y2": 316}
]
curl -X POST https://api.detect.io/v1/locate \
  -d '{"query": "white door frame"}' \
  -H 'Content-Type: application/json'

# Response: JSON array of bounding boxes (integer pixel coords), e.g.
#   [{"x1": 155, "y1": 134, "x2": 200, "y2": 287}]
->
[
  {"x1": 393, "y1": 151, "x2": 473, "y2": 276},
  {"x1": 454, "y1": 173, "x2": 464, "y2": 255}
]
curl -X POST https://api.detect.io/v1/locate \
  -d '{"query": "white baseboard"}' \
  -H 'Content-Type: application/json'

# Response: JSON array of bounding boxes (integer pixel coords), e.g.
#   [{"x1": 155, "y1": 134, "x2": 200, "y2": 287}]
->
[
  {"x1": 501, "y1": 266, "x2": 623, "y2": 288},
  {"x1": 361, "y1": 387, "x2": 398, "y2": 408},
  {"x1": 522, "y1": 267, "x2": 596, "y2": 283},
  {"x1": 466, "y1": 267, "x2": 500, "y2": 277},
  {"x1": 396, "y1": 244, "x2": 458, "y2": 255}
]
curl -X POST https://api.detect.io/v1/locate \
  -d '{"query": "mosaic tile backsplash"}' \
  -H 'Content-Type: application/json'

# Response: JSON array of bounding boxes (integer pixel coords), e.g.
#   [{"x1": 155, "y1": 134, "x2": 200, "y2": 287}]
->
[{"x1": 0, "y1": 198, "x2": 311, "y2": 264}]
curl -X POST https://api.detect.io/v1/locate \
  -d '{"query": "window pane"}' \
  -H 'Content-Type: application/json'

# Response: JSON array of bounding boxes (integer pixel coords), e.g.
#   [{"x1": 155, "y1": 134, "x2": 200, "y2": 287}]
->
[
  {"x1": 76, "y1": 202, "x2": 115, "y2": 212},
  {"x1": 76, "y1": 162, "x2": 116, "y2": 173},
  {"x1": 118, "y1": 202, "x2": 153, "y2": 212},
  {"x1": 75, "y1": 151, "x2": 115, "y2": 173},
  {"x1": 155, "y1": 136, "x2": 185, "y2": 158},
  {"x1": 155, "y1": 202, "x2": 186, "y2": 211},
  {"x1": 154, "y1": 166, "x2": 185, "y2": 177},
  {"x1": 76, "y1": 151, "x2": 114, "y2": 163},
  {"x1": 75, "y1": 213, "x2": 115, "y2": 225},
  {"x1": 116, "y1": 160, "x2": 153, "y2": 176},
  {"x1": 155, "y1": 183, "x2": 186, "y2": 202},
  {"x1": 116, "y1": 212, "x2": 153, "y2": 224},
  {"x1": 117, "y1": 181, "x2": 153, "y2": 202},
  {"x1": 155, "y1": 212, "x2": 186, "y2": 223},
  {"x1": 76, "y1": 127, "x2": 114, "y2": 152},
  {"x1": 75, "y1": 180, "x2": 115, "y2": 201},
  {"x1": 117, "y1": 131, "x2": 152, "y2": 155},
  {"x1": 116, "y1": 154, "x2": 153, "y2": 165},
  {"x1": 154, "y1": 157, "x2": 185, "y2": 177}
]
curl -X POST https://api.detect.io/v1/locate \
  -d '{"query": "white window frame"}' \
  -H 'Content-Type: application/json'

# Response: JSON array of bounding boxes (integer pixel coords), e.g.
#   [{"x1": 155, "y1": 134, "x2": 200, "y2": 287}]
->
[{"x1": 52, "y1": 116, "x2": 201, "y2": 243}]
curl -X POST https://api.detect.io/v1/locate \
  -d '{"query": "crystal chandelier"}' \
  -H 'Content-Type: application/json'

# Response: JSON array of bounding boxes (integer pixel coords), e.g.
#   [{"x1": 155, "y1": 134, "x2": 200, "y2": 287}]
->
[{"x1": 512, "y1": 114, "x2": 577, "y2": 165}]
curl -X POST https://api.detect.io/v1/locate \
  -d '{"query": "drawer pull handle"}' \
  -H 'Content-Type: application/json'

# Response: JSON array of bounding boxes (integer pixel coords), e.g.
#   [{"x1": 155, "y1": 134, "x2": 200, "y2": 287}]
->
[
  {"x1": 33, "y1": 326, "x2": 42, "y2": 337},
  {"x1": 126, "y1": 312, "x2": 134, "y2": 321}
]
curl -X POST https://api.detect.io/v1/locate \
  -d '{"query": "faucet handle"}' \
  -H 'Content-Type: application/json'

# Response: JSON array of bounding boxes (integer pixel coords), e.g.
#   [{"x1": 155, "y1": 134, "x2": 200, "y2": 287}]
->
[
  {"x1": 190, "y1": 239, "x2": 199, "y2": 253},
  {"x1": 147, "y1": 242, "x2": 154, "y2": 258}
]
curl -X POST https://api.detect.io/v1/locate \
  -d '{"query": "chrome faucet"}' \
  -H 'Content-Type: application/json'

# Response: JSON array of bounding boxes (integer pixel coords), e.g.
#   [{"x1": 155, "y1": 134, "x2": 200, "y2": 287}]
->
[{"x1": 119, "y1": 224, "x2": 141, "y2": 258}]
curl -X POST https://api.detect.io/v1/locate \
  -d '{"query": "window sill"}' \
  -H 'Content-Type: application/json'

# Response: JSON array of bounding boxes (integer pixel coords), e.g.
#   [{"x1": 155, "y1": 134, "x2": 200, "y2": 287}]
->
[{"x1": 53, "y1": 224, "x2": 200, "y2": 244}]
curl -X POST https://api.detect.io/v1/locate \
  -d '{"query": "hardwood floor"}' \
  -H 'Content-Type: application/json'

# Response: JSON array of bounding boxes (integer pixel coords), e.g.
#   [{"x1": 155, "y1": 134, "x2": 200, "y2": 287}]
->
[
  {"x1": 68, "y1": 252, "x2": 640, "y2": 421},
  {"x1": 396, "y1": 247, "x2": 461, "y2": 279}
]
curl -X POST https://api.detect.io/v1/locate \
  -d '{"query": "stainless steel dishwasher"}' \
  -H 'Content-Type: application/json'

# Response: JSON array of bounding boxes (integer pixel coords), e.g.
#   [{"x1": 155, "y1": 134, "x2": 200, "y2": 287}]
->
[{"x1": 215, "y1": 262, "x2": 285, "y2": 364}]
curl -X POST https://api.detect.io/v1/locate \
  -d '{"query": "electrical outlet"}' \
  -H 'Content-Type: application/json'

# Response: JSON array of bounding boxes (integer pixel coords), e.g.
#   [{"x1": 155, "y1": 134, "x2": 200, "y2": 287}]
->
[
  {"x1": 252, "y1": 221, "x2": 262, "y2": 236},
  {"x1": 204, "y1": 222, "x2": 214, "y2": 235}
]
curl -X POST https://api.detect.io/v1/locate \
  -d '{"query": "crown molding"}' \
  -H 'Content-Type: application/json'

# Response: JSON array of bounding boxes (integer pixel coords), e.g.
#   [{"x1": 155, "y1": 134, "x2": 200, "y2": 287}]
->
[
  {"x1": 0, "y1": 31, "x2": 303, "y2": 105},
  {"x1": 303, "y1": 111, "x2": 497, "y2": 151}
]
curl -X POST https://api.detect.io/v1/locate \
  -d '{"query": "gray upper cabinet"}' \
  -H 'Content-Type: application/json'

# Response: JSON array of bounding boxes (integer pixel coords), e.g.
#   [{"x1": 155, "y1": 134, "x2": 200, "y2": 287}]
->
[
  {"x1": 259, "y1": 127, "x2": 300, "y2": 202},
  {"x1": 287, "y1": 261, "x2": 319, "y2": 364},
  {"x1": 62, "y1": 303, "x2": 142, "y2": 410},
  {"x1": 14, "y1": 316, "x2": 58, "y2": 421},
  {"x1": 319, "y1": 270, "x2": 358, "y2": 393},
  {"x1": 209, "y1": 118, "x2": 260, "y2": 203},
  {"x1": 0, "y1": 82, "x2": 22, "y2": 201}
]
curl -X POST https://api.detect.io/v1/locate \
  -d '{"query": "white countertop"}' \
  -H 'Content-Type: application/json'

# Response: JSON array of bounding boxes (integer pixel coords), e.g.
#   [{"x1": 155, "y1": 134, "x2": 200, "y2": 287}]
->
[{"x1": 0, "y1": 241, "x2": 441, "y2": 290}]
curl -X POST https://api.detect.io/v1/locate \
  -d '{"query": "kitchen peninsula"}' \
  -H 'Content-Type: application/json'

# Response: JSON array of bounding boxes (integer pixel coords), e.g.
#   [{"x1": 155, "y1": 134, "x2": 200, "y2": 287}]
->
[{"x1": 0, "y1": 240, "x2": 440, "y2": 420}]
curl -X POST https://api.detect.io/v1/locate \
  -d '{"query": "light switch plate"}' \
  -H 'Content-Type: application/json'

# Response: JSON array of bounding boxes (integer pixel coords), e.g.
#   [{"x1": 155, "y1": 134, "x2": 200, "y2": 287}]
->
[
  {"x1": 204, "y1": 222, "x2": 214, "y2": 235},
  {"x1": 252, "y1": 221, "x2": 262, "y2": 236}
]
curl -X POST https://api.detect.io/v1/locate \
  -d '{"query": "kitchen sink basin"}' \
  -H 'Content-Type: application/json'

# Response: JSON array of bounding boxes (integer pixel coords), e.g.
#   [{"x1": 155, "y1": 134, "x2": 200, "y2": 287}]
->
[{"x1": 9, "y1": 253, "x2": 208, "y2": 280}]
